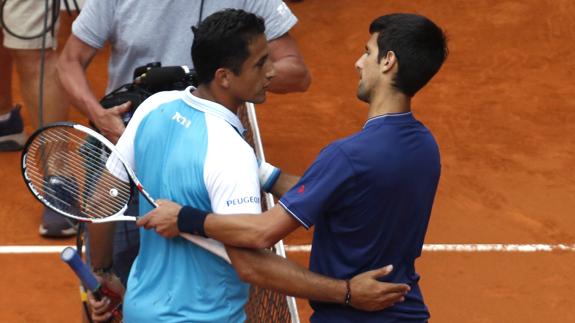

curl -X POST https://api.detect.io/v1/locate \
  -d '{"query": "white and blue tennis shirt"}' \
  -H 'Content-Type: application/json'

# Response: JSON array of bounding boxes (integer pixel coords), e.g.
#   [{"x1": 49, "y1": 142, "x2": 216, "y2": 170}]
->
[{"x1": 108, "y1": 87, "x2": 261, "y2": 322}]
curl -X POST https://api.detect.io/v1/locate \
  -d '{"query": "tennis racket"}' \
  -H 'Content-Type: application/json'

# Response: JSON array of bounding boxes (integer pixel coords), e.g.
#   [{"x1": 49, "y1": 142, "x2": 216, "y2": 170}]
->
[
  {"x1": 21, "y1": 122, "x2": 230, "y2": 262},
  {"x1": 61, "y1": 247, "x2": 123, "y2": 323}
]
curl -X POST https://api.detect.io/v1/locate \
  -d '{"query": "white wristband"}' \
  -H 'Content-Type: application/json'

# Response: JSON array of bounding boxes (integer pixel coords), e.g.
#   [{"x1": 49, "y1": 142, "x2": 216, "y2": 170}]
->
[{"x1": 258, "y1": 160, "x2": 281, "y2": 192}]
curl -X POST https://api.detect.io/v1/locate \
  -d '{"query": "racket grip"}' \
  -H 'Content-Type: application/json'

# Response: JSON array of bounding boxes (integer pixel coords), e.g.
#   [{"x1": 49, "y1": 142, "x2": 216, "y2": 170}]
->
[
  {"x1": 61, "y1": 247, "x2": 123, "y2": 323},
  {"x1": 61, "y1": 247, "x2": 102, "y2": 298}
]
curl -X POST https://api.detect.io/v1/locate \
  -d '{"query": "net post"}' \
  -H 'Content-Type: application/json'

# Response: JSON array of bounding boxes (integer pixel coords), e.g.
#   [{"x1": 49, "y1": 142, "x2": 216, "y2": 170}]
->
[{"x1": 242, "y1": 102, "x2": 301, "y2": 323}]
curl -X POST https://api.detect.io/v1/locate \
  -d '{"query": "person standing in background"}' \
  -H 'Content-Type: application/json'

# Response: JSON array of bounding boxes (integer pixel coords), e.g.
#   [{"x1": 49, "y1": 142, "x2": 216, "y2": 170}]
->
[{"x1": 0, "y1": 1, "x2": 73, "y2": 238}]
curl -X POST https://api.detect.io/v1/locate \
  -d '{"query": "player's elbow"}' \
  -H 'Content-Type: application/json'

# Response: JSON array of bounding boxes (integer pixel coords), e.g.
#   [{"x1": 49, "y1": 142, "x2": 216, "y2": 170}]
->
[
  {"x1": 241, "y1": 231, "x2": 273, "y2": 249},
  {"x1": 252, "y1": 235, "x2": 275, "y2": 249},
  {"x1": 251, "y1": 228, "x2": 280, "y2": 249}
]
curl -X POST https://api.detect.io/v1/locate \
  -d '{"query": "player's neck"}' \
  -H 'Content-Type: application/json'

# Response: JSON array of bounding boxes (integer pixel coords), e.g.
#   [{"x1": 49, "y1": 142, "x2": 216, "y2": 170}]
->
[
  {"x1": 192, "y1": 85, "x2": 243, "y2": 114},
  {"x1": 367, "y1": 90, "x2": 411, "y2": 119}
]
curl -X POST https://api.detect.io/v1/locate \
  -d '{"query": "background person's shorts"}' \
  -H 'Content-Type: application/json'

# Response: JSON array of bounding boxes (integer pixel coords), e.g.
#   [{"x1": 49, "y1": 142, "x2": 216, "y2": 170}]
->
[{"x1": 2, "y1": 0, "x2": 59, "y2": 49}]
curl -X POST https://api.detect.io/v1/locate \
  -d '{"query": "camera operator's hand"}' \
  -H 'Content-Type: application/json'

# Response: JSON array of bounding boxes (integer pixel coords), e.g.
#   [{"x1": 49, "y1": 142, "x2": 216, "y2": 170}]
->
[{"x1": 94, "y1": 101, "x2": 132, "y2": 144}]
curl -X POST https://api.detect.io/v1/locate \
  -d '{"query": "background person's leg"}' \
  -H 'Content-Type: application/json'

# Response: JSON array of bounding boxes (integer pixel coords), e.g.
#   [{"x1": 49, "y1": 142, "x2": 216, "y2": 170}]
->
[
  {"x1": 0, "y1": 32, "x2": 26, "y2": 151},
  {"x1": 0, "y1": 33, "x2": 13, "y2": 114},
  {"x1": 3, "y1": 0, "x2": 69, "y2": 127},
  {"x1": 3, "y1": 0, "x2": 74, "y2": 237},
  {"x1": 11, "y1": 49, "x2": 69, "y2": 128}
]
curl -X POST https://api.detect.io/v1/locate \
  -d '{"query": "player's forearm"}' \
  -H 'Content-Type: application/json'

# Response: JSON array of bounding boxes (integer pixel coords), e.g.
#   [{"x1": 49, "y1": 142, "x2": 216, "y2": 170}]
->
[
  {"x1": 87, "y1": 223, "x2": 116, "y2": 269},
  {"x1": 268, "y1": 56, "x2": 311, "y2": 93},
  {"x1": 142, "y1": 201, "x2": 296, "y2": 248},
  {"x1": 202, "y1": 204, "x2": 297, "y2": 249},
  {"x1": 228, "y1": 247, "x2": 346, "y2": 304},
  {"x1": 205, "y1": 213, "x2": 274, "y2": 249},
  {"x1": 270, "y1": 172, "x2": 300, "y2": 198}
]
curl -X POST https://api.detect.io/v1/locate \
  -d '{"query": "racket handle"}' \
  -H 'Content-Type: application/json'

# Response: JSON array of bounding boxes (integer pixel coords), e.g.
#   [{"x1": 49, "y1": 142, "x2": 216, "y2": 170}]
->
[
  {"x1": 61, "y1": 247, "x2": 123, "y2": 322},
  {"x1": 61, "y1": 247, "x2": 102, "y2": 298}
]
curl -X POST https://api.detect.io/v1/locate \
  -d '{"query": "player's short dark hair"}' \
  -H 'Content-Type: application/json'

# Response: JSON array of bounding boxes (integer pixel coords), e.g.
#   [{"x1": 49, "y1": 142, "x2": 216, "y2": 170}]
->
[
  {"x1": 191, "y1": 9, "x2": 266, "y2": 84},
  {"x1": 369, "y1": 13, "x2": 448, "y2": 97}
]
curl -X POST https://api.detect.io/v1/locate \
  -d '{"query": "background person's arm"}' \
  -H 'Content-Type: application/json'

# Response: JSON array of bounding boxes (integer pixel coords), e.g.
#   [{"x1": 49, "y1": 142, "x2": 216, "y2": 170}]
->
[
  {"x1": 57, "y1": 34, "x2": 130, "y2": 143},
  {"x1": 267, "y1": 33, "x2": 311, "y2": 93}
]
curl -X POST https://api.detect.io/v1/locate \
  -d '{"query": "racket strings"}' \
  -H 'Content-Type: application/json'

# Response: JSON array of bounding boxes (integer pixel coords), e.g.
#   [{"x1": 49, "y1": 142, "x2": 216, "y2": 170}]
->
[
  {"x1": 28, "y1": 130, "x2": 130, "y2": 218},
  {"x1": 25, "y1": 127, "x2": 132, "y2": 219},
  {"x1": 50, "y1": 145, "x2": 131, "y2": 204},
  {"x1": 26, "y1": 151, "x2": 125, "y2": 219},
  {"x1": 25, "y1": 155, "x2": 128, "y2": 218},
  {"x1": 44, "y1": 128, "x2": 131, "y2": 217},
  {"x1": 26, "y1": 148, "x2": 130, "y2": 218},
  {"x1": 28, "y1": 129, "x2": 123, "y2": 191}
]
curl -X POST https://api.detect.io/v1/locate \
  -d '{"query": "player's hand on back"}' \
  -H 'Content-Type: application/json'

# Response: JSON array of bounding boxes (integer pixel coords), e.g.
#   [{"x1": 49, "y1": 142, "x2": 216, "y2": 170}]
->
[
  {"x1": 348, "y1": 265, "x2": 410, "y2": 311},
  {"x1": 87, "y1": 273, "x2": 125, "y2": 322},
  {"x1": 94, "y1": 101, "x2": 131, "y2": 144},
  {"x1": 137, "y1": 199, "x2": 182, "y2": 238}
]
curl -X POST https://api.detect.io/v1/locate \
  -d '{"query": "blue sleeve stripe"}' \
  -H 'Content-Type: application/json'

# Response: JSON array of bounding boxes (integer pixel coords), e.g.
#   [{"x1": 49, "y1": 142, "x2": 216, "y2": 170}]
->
[{"x1": 278, "y1": 200, "x2": 311, "y2": 230}]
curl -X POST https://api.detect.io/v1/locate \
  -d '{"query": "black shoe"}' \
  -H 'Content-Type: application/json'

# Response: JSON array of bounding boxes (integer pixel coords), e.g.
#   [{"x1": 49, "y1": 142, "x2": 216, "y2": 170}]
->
[
  {"x1": 39, "y1": 176, "x2": 79, "y2": 238},
  {"x1": 0, "y1": 105, "x2": 27, "y2": 151}
]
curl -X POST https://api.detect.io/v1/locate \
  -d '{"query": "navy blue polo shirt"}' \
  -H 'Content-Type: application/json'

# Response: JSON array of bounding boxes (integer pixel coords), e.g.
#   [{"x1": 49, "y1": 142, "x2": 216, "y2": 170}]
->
[{"x1": 279, "y1": 112, "x2": 440, "y2": 322}]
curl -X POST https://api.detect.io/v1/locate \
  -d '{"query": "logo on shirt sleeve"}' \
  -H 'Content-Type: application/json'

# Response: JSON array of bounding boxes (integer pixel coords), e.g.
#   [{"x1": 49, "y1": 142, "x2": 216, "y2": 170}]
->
[
  {"x1": 226, "y1": 196, "x2": 261, "y2": 207},
  {"x1": 172, "y1": 111, "x2": 191, "y2": 128},
  {"x1": 297, "y1": 184, "x2": 305, "y2": 194}
]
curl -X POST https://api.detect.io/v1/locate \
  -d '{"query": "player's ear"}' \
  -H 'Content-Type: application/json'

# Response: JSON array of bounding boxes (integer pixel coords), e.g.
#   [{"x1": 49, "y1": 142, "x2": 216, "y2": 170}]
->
[
  {"x1": 380, "y1": 50, "x2": 397, "y2": 73},
  {"x1": 214, "y1": 68, "x2": 231, "y2": 88}
]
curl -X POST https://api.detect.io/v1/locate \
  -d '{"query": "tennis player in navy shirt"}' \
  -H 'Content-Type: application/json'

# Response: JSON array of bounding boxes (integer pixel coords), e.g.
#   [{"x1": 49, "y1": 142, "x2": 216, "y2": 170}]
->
[
  {"x1": 140, "y1": 13, "x2": 448, "y2": 322},
  {"x1": 278, "y1": 108, "x2": 441, "y2": 322}
]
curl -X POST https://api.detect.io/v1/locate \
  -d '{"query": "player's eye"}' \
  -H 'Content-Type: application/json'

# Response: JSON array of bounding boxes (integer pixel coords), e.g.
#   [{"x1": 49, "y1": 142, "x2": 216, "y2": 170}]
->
[{"x1": 256, "y1": 59, "x2": 266, "y2": 69}]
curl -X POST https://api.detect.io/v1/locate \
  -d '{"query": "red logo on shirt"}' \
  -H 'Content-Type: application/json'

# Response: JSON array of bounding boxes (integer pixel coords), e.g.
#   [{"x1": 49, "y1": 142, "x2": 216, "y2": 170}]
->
[{"x1": 297, "y1": 185, "x2": 305, "y2": 194}]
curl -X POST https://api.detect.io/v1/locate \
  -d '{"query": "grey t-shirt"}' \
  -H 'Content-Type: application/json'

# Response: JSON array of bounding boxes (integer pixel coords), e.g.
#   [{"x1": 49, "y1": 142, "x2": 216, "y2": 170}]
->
[{"x1": 73, "y1": 0, "x2": 297, "y2": 93}]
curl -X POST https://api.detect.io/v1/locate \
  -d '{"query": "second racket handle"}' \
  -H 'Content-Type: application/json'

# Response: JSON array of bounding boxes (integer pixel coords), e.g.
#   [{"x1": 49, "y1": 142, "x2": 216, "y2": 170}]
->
[
  {"x1": 61, "y1": 247, "x2": 123, "y2": 322},
  {"x1": 61, "y1": 247, "x2": 101, "y2": 293}
]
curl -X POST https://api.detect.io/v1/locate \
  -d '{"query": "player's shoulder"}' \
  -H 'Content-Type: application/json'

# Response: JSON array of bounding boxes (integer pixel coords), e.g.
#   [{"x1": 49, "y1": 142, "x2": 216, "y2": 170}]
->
[
  {"x1": 327, "y1": 131, "x2": 364, "y2": 154},
  {"x1": 143, "y1": 90, "x2": 183, "y2": 106},
  {"x1": 204, "y1": 114, "x2": 253, "y2": 154},
  {"x1": 203, "y1": 115, "x2": 257, "y2": 177},
  {"x1": 135, "y1": 90, "x2": 183, "y2": 113},
  {"x1": 319, "y1": 131, "x2": 382, "y2": 165},
  {"x1": 126, "y1": 90, "x2": 184, "y2": 128}
]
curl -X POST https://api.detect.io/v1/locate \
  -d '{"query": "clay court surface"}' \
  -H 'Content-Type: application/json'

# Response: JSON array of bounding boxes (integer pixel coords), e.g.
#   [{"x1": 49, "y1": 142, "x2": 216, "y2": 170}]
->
[{"x1": 2, "y1": 0, "x2": 575, "y2": 322}]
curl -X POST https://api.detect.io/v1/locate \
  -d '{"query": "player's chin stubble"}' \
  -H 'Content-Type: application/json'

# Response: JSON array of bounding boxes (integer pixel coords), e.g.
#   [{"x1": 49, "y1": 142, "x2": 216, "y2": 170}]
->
[{"x1": 356, "y1": 85, "x2": 370, "y2": 103}]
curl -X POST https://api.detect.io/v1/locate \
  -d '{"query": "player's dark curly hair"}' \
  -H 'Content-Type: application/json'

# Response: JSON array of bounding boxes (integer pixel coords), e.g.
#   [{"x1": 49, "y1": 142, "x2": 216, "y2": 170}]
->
[
  {"x1": 370, "y1": 13, "x2": 448, "y2": 97},
  {"x1": 191, "y1": 9, "x2": 266, "y2": 84}
]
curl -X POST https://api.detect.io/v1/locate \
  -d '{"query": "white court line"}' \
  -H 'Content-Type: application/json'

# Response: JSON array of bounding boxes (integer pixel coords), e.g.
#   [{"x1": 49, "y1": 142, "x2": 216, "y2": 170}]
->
[
  {"x1": 284, "y1": 244, "x2": 575, "y2": 253},
  {"x1": 0, "y1": 246, "x2": 75, "y2": 254},
  {"x1": 2, "y1": 244, "x2": 575, "y2": 254}
]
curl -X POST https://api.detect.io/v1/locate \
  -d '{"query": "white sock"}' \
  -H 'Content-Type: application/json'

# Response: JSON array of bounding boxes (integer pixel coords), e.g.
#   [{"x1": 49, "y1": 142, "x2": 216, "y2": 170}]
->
[{"x1": 0, "y1": 111, "x2": 11, "y2": 122}]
